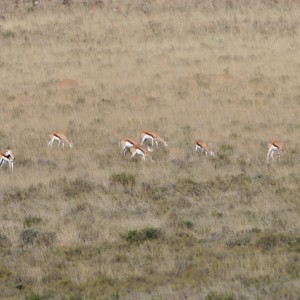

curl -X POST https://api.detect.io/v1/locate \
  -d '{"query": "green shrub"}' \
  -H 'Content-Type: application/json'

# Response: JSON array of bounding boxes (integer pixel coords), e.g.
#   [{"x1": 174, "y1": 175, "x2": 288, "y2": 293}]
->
[
  {"x1": 15, "y1": 280, "x2": 23, "y2": 290},
  {"x1": 25, "y1": 293, "x2": 43, "y2": 300},
  {"x1": 19, "y1": 229, "x2": 56, "y2": 246},
  {"x1": 256, "y1": 232, "x2": 292, "y2": 251},
  {"x1": 288, "y1": 237, "x2": 300, "y2": 252},
  {"x1": 75, "y1": 96, "x2": 85, "y2": 105},
  {"x1": 182, "y1": 220, "x2": 194, "y2": 229},
  {"x1": 205, "y1": 291, "x2": 235, "y2": 300},
  {"x1": 24, "y1": 216, "x2": 43, "y2": 228},
  {"x1": 176, "y1": 178, "x2": 204, "y2": 196},
  {"x1": 4, "y1": 184, "x2": 43, "y2": 202},
  {"x1": 0, "y1": 234, "x2": 12, "y2": 249},
  {"x1": 69, "y1": 294, "x2": 83, "y2": 300},
  {"x1": 141, "y1": 182, "x2": 173, "y2": 201},
  {"x1": 226, "y1": 229, "x2": 262, "y2": 248},
  {"x1": 211, "y1": 211, "x2": 223, "y2": 218},
  {"x1": 2, "y1": 31, "x2": 16, "y2": 39},
  {"x1": 20, "y1": 229, "x2": 40, "y2": 245},
  {"x1": 59, "y1": 177, "x2": 95, "y2": 198},
  {"x1": 226, "y1": 234, "x2": 252, "y2": 248},
  {"x1": 125, "y1": 227, "x2": 161, "y2": 244},
  {"x1": 110, "y1": 173, "x2": 136, "y2": 186},
  {"x1": 64, "y1": 247, "x2": 82, "y2": 260}
]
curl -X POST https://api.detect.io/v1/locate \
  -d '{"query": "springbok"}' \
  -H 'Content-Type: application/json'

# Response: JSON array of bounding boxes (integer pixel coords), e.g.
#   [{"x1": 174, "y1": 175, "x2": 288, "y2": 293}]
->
[
  {"x1": 195, "y1": 140, "x2": 215, "y2": 157},
  {"x1": 0, "y1": 149, "x2": 15, "y2": 170},
  {"x1": 48, "y1": 131, "x2": 73, "y2": 148},
  {"x1": 129, "y1": 144, "x2": 155, "y2": 162},
  {"x1": 267, "y1": 140, "x2": 283, "y2": 162},
  {"x1": 141, "y1": 130, "x2": 168, "y2": 148},
  {"x1": 119, "y1": 137, "x2": 140, "y2": 156}
]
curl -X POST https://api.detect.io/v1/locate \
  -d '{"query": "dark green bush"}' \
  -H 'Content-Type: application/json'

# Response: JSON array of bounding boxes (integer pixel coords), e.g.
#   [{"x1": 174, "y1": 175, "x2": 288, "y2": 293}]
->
[
  {"x1": 2, "y1": 31, "x2": 16, "y2": 39},
  {"x1": 226, "y1": 233, "x2": 252, "y2": 248},
  {"x1": 125, "y1": 227, "x2": 161, "y2": 244},
  {"x1": 205, "y1": 291, "x2": 235, "y2": 300},
  {"x1": 256, "y1": 232, "x2": 292, "y2": 251},
  {"x1": 75, "y1": 96, "x2": 85, "y2": 105},
  {"x1": 20, "y1": 229, "x2": 40, "y2": 245},
  {"x1": 60, "y1": 177, "x2": 95, "y2": 198},
  {"x1": 25, "y1": 293, "x2": 43, "y2": 300},
  {"x1": 0, "y1": 234, "x2": 12, "y2": 249},
  {"x1": 19, "y1": 229, "x2": 56, "y2": 246},
  {"x1": 288, "y1": 237, "x2": 300, "y2": 252},
  {"x1": 4, "y1": 184, "x2": 44, "y2": 202},
  {"x1": 226, "y1": 229, "x2": 262, "y2": 248},
  {"x1": 175, "y1": 178, "x2": 204, "y2": 196},
  {"x1": 24, "y1": 216, "x2": 43, "y2": 228},
  {"x1": 182, "y1": 220, "x2": 194, "y2": 229},
  {"x1": 110, "y1": 173, "x2": 136, "y2": 186}
]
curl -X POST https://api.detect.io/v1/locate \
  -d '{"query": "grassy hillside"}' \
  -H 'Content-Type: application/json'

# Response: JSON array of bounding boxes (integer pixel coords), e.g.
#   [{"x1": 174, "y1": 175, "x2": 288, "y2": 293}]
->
[{"x1": 0, "y1": 1, "x2": 299, "y2": 299}]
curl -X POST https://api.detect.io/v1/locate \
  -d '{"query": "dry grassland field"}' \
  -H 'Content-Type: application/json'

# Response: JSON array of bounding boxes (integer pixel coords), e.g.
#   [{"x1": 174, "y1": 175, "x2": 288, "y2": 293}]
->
[{"x1": 0, "y1": 0, "x2": 300, "y2": 299}]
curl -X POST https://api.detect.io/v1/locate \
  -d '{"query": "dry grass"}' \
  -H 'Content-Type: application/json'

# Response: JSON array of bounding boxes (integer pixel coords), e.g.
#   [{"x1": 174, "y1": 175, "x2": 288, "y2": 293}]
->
[{"x1": 0, "y1": 0, "x2": 300, "y2": 299}]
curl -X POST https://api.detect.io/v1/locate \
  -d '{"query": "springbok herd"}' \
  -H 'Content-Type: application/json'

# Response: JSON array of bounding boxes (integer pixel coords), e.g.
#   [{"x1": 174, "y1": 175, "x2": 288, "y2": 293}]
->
[
  {"x1": 0, "y1": 130, "x2": 283, "y2": 171},
  {"x1": 119, "y1": 131, "x2": 283, "y2": 163}
]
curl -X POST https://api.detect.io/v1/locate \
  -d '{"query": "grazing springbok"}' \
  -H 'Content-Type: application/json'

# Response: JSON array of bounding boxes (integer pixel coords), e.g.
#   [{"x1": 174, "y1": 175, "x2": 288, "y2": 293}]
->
[
  {"x1": 0, "y1": 149, "x2": 15, "y2": 170},
  {"x1": 129, "y1": 144, "x2": 155, "y2": 162},
  {"x1": 195, "y1": 140, "x2": 215, "y2": 157},
  {"x1": 48, "y1": 131, "x2": 73, "y2": 148},
  {"x1": 141, "y1": 130, "x2": 168, "y2": 148},
  {"x1": 267, "y1": 140, "x2": 283, "y2": 162},
  {"x1": 119, "y1": 137, "x2": 140, "y2": 156}
]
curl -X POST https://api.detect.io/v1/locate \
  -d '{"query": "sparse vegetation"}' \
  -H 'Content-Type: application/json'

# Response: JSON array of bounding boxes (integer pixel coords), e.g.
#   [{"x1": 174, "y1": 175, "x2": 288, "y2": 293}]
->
[{"x1": 0, "y1": 0, "x2": 299, "y2": 298}]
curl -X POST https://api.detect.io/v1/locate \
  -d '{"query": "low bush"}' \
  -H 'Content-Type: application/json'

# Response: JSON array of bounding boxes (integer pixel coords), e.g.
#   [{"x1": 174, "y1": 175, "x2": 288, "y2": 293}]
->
[
  {"x1": 288, "y1": 236, "x2": 300, "y2": 252},
  {"x1": 256, "y1": 232, "x2": 294, "y2": 251},
  {"x1": 19, "y1": 229, "x2": 56, "y2": 246},
  {"x1": 205, "y1": 291, "x2": 235, "y2": 300},
  {"x1": 24, "y1": 216, "x2": 43, "y2": 228},
  {"x1": 25, "y1": 293, "x2": 43, "y2": 300},
  {"x1": 110, "y1": 173, "x2": 136, "y2": 187},
  {"x1": 52, "y1": 177, "x2": 96, "y2": 198},
  {"x1": 4, "y1": 184, "x2": 44, "y2": 202},
  {"x1": 182, "y1": 220, "x2": 194, "y2": 229},
  {"x1": 175, "y1": 178, "x2": 204, "y2": 196},
  {"x1": 125, "y1": 227, "x2": 161, "y2": 244},
  {"x1": 0, "y1": 234, "x2": 12, "y2": 249},
  {"x1": 20, "y1": 229, "x2": 40, "y2": 245}
]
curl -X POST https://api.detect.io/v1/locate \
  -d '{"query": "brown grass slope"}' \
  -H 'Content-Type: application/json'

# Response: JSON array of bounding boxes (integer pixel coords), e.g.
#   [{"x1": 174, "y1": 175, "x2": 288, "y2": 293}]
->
[{"x1": 0, "y1": 1, "x2": 300, "y2": 299}]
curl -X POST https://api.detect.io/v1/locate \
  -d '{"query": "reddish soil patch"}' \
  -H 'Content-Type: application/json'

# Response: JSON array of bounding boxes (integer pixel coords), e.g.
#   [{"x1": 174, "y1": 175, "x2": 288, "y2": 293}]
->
[
  {"x1": 15, "y1": 96, "x2": 31, "y2": 105},
  {"x1": 57, "y1": 79, "x2": 79, "y2": 89},
  {"x1": 215, "y1": 73, "x2": 234, "y2": 83},
  {"x1": 129, "y1": 95, "x2": 146, "y2": 104}
]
